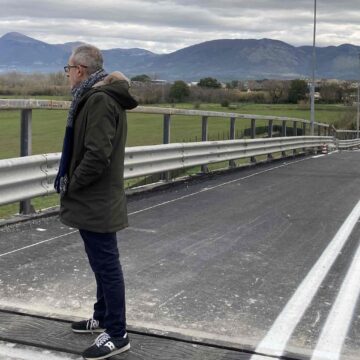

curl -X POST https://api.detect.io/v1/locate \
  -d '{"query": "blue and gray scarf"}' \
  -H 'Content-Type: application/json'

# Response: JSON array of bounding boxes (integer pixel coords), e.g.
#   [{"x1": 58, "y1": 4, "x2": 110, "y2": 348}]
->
[{"x1": 54, "y1": 69, "x2": 108, "y2": 196}]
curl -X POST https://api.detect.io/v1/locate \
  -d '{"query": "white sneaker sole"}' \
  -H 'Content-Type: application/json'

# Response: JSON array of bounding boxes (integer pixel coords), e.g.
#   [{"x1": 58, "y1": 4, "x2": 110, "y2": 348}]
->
[
  {"x1": 72, "y1": 328, "x2": 105, "y2": 334},
  {"x1": 84, "y1": 343, "x2": 130, "y2": 360}
]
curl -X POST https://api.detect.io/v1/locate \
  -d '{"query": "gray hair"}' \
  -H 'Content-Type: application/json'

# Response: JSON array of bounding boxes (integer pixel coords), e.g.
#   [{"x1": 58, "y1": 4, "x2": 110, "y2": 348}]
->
[{"x1": 71, "y1": 44, "x2": 103, "y2": 75}]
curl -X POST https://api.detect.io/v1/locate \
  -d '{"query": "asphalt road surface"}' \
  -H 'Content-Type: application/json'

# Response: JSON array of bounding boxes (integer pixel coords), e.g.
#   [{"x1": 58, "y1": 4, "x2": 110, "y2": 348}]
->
[{"x1": 1, "y1": 150, "x2": 360, "y2": 360}]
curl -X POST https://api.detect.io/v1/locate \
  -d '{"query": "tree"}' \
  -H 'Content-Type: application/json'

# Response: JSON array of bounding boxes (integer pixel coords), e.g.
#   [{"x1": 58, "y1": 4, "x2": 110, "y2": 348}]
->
[
  {"x1": 226, "y1": 80, "x2": 239, "y2": 89},
  {"x1": 263, "y1": 80, "x2": 290, "y2": 104},
  {"x1": 198, "y1": 77, "x2": 222, "y2": 89},
  {"x1": 49, "y1": 72, "x2": 67, "y2": 86},
  {"x1": 168, "y1": 81, "x2": 190, "y2": 102},
  {"x1": 319, "y1": 83, "x2": 343, "y2": 103},
  {"x1": 131, "y1": 74, "x2": 151, "y2": 82},
  {"x1": 288, "y1": 79, "x2": 308, "y2": 103}
]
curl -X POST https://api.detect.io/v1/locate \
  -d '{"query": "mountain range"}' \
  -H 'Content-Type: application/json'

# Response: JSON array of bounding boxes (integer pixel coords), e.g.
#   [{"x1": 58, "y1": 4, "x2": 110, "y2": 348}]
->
[{"x1": 0, "y1": 32, "x2": 359, "y2": 81}]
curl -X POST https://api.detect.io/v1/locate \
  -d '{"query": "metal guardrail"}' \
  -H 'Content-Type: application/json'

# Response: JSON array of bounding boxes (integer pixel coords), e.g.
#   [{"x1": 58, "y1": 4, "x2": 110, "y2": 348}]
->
[
  {"x1": 0, "y1": 98, "x2": 357, "y2": 213},
  {"x1": 337, "y1": 139, "x2": 360, "y2": 149},
  {"x1": 0, "y1": 136, "x2": 334, "y2": 207},
  {"x1": 0, "y1": 154, "x2": 59, "y2": 205},
  {"x1": 125, "y1": 136, "x2": 333, "y2": 177}
]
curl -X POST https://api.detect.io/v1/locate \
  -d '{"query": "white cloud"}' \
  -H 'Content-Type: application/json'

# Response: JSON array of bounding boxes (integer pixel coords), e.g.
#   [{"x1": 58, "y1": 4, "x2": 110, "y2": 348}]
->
[{"x1": 0, "y1": 0, "x2": 359, "y2": 52}]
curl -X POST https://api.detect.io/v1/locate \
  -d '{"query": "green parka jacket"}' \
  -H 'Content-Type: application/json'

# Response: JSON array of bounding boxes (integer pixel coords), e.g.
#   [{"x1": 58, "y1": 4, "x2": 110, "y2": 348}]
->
[{"x1": 60, "y1": 73, "x2": 138, "y2": 233}]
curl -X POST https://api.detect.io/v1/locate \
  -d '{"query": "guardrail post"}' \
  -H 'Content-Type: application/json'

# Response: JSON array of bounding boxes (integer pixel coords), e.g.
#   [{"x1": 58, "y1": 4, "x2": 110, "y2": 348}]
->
[
  {"x1": 201, "y1": 116, "x2": 209, "y2": 173},
  {"x1": 281, "y1": 120, "x2": 287, "y2": 157},
  {"x1": 293, "y1": 121, "x2": 298, "y2": 137},
  {"x1": 19, "y1": 109, "x2": 35, "y2": 215},
  {"x1": 316, "y1": 125, "x2": 322, "y2": 154},
  {"x1": 229, "y1": 117, "x2": 236, "y2": 168},
  {"x1": 163, "y1": 114, "x2": 171, "y2": 145},
  {"x1": 162, "y1": 114, "x2": 171, "y2": 181},
  {"x1": 21, "y1": 109, "x2": 32, "y2": 157},
  {"x1": 229, "y1": 117, "x2": 236, "y2": 140},
  {"x1": 303, "y1": 123, "x2": 307, "y2": 152},
  {"x1": 251, "y1": 118, "x2": 256, "y2": 139},
  {"x1": 267, "y1": 120, "x2": 273, "y2": 160},
  {"x1": 293, "y1": 121, "x2": 297, "y2": 156},
  {"x1": 250, "y1": 119, "x2": 256, "y2": 163},
  {"x1": 268, "y1": 120, "x2": 273, "y2": 138}
]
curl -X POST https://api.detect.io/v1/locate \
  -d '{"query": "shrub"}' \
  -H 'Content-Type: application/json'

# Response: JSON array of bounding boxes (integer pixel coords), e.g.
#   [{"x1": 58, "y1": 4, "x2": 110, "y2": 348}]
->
[
  {"x1": 193, "y1": 101, "x2": 201, "y2": 109},
  {"x1": 168, "y1": 81, "x2": 190, "y2": 102},
  {"x1": 130, "y1": 74, "x2": 151, "y2": 82},
  {"x1": 198, "y1": 77, "x2": 222, "y2": 89},
  {"x1": 288, "y1": 79, "x2": 308, "y2": 104},
  {"x1": 130, "y1": 82, "x2": 170, "y2": 104},
  {"x1": 0, "y1": 71, "x2": 69, "y2": 96}
]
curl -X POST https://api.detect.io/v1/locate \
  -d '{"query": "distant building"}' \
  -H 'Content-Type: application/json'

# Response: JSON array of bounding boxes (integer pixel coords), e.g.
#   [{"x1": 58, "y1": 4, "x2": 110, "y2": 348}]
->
[{"x1": 150, "y1": 79, "x2": 168, "y2": 84}]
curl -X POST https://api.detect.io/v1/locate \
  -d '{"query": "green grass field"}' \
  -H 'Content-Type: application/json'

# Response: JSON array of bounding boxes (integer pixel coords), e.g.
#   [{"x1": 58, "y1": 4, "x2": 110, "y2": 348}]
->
[
  {"x1": 0, "y1": 98, "x2": 356, "y2": 219},
  {"x1": 0, "y1": 100, "x2": 355, "y2": 159}
]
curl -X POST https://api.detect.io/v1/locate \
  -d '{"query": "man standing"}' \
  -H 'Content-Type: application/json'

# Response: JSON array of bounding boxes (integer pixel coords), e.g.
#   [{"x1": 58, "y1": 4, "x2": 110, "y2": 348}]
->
[{"x1": 55, "y1": 44, "x2": 137, "y2": 359}]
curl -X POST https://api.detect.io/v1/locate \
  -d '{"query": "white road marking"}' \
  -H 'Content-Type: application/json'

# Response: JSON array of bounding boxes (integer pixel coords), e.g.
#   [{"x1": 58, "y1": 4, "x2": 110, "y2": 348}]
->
[
  {"x1": 159, "y1": 290, "x2": 185, "y2": 308},
  {"x1": 311, "y1": 239, "x2": 360, "y2": 360},
  {"x1": 0, "y1": 231, "x2": 78, "y2": 258},
  {"x1": 129, "y1": 158, "x2": 309, "y2": 216},
  {"x1": 126, "y1": 227, "x2": 157, "y2": 234},
  {"x1": 250, "y1": 199, "x2": 360, "y2": 359},
  {"x1": 312, "y1": 154, "x2": 325, "y2": 158},
  {"x1": 36, "y1": 228, "x2": 47, "y2": 232},
  {"x1": 0, "y1": 157, "x2": 311, "y2": 258}
]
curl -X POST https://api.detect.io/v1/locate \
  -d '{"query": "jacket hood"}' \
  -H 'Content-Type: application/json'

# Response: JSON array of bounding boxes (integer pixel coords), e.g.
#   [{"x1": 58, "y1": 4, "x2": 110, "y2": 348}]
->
[{"x1": 92, "y1": 71, "x2": 138, "y2": 110}]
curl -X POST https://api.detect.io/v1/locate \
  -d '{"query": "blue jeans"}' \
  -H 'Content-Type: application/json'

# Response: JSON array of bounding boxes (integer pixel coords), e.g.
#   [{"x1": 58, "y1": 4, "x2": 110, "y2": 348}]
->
[{"x1": 79, "y1": 229, "x2": 126, "y2": 338}]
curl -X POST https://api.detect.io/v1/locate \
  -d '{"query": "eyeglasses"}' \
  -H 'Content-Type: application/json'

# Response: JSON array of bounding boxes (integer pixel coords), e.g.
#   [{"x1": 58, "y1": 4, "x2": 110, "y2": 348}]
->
[{"x1": 64, "y1": 64, "x2": 88, "y2": 73}]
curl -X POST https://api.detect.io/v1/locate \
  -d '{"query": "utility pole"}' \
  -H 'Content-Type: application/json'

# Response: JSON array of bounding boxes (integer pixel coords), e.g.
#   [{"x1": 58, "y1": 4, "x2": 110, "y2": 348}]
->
[{"x1": 310, "y1": 0, "x2": 317, "y2": 135}]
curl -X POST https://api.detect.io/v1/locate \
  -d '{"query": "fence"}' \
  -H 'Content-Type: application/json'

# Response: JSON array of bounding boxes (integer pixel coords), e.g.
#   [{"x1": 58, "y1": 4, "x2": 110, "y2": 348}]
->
[
  {"x1": 337, "y1": 138, "x2": 360, "y2": 149},
  {"x1": 0, "y1": 99, "x2": 334, "y2": 156},
  {"x1": 0, "y1": 99, "x2": 358, "y2": 215},
  {"x1": 0, "y1": 136, "x2": 335, "y2": 208}
]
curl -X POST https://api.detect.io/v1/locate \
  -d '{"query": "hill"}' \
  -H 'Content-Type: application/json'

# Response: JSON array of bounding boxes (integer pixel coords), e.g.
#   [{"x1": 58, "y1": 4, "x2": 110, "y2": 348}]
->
[{"x1": 0, "y1": 32, "x2": 359, "y2": 80}]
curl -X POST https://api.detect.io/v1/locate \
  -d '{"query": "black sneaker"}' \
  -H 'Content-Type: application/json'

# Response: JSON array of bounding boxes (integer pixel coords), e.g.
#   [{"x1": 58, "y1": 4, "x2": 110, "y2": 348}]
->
[
  {"x1": 72, "y1": 318, "x2": 105, "y2": 334},
  {"x1": 82, "y1": 332, "x2": 130, "y2": 360}
]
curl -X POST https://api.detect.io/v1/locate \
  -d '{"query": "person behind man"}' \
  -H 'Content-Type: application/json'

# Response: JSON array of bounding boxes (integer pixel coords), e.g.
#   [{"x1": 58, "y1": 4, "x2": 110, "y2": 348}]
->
[{"x1": 54, "y1": 44, "x2": 137, "y2": 359}]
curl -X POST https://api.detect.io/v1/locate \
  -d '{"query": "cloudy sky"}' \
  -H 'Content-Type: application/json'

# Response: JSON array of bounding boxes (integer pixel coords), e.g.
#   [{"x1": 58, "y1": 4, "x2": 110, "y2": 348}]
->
[{"x1": 0, "y1": 0, "x2": 359, "y2": 53}]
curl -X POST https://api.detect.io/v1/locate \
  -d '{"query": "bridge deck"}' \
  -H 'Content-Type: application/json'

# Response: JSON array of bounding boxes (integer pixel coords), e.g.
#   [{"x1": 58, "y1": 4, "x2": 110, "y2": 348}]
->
[
  {"x1": 1, "y1": 151, "x2": 360, "y2": 359},
  {"x1": 0, "y1": 310, "x2": 261, "y2": 360}
]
